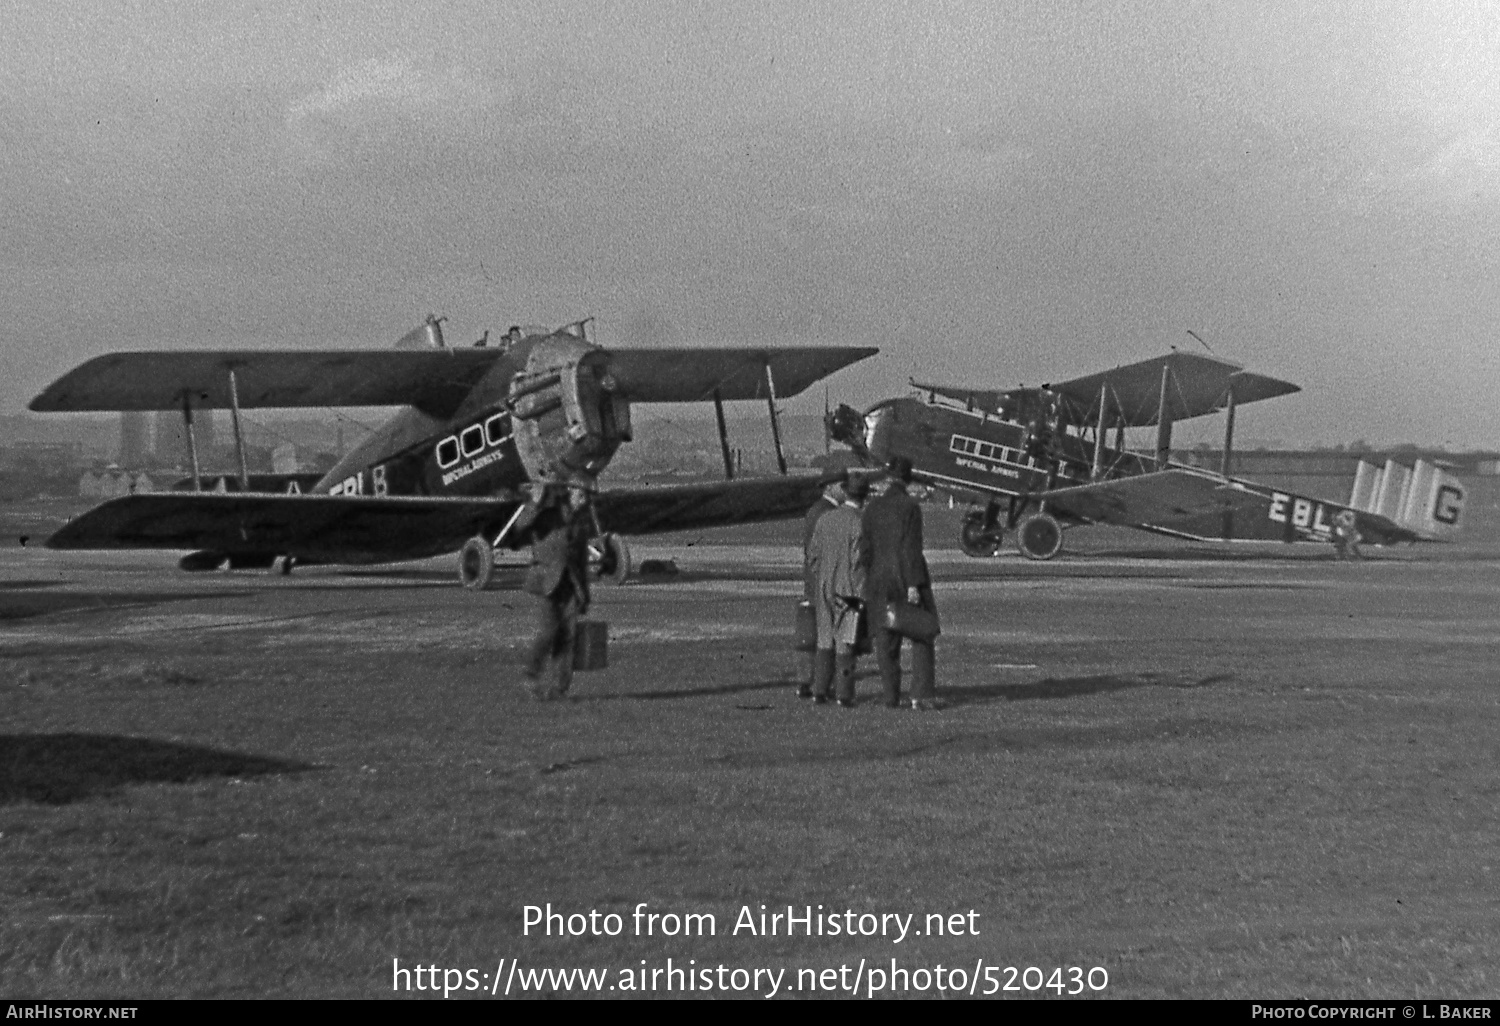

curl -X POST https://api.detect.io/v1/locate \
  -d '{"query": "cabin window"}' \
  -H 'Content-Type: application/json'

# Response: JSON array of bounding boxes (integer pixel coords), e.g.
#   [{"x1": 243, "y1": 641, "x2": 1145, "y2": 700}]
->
[
  {"x1": 485, "y1": 413, "x2": 509, "y2": 447},
  {"x1": 436, "y1": 437, "x2": 460, "y2": 468},
  {"x1": 460, "y1": 425, "x2": 484, "y2": 458}
]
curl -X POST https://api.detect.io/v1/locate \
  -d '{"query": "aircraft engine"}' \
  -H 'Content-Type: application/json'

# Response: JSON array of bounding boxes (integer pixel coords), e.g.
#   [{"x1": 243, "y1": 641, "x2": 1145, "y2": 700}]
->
[{"x1": 508, "y1": 334, "x2": 633, "y2": 484}]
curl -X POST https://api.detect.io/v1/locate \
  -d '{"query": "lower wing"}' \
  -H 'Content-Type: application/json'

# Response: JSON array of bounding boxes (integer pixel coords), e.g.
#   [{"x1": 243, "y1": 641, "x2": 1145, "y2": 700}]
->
[
  {"x1": 46, "y1": 475, "x2": 834, "y2": 561},
  {"x1": 1042, "y1": 467, "x2": 1421, "y2": 545}
]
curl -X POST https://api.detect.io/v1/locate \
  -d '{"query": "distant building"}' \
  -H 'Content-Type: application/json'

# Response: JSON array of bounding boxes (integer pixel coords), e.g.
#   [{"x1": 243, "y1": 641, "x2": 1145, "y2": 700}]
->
[
  {"x1": 153, "y1": 409, "x2": 217, "y2": 468},
  {"x1": 118, "y1": 412, "x2": 153, "y2": 467}
]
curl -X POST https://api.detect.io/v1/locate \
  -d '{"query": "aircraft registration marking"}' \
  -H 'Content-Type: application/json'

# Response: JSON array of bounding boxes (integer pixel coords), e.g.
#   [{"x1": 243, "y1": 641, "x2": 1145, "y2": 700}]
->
[{"x1": 1267, "y1": 492, "x2": 1332, "y2": 536}]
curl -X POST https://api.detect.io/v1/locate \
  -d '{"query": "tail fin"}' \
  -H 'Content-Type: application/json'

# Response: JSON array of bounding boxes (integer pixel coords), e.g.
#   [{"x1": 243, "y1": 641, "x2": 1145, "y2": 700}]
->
[
  {"x1": 394, "y1": 314, "x2": 446, "y2": 350},
  {"x1": 1349, "y1": 458, "x2": 1466, "y2": 540}
]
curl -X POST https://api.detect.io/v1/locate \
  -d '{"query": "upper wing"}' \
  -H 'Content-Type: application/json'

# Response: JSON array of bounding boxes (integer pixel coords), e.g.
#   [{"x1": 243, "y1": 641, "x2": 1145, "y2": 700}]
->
[
  {"x1": 914, "y1": 352, "x2": 1299, "y2": 427},
  {"x1": 46, "y1": 492, "x2": 519, "y2": 562},
  {"x1": 605, "y1": 347, "x2": 878, "y2": 402},
  {"x1": 28, "y1": 350, "x2": 505, "y2": 417},
  {"x1": 1049, "y1": 352, "x2": 1299, "y2": 426},
  {"x1": 595, "y1": 474, "x2": 832, "y2": 534},
  {"x1": 29, "y1": 344, "x2": 877, "y2": 414}
]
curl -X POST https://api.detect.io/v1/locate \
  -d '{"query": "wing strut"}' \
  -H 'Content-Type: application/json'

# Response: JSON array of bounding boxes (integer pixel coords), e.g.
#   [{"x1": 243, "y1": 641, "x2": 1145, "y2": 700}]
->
[
  {"x1": 1154, "y1": 362, "x2": 1173, "y2": 470},
  {"x1": 1091, "y1": 381, "x2": 1107, "y2": 479},
  {"x1": 764, "y1": 363, "x2": 788, "y2": 476},
  {"x1": 1220, "y1": 385, "x2": 1237, "y2": 477},
  {"x1": 228, "y1": 368, "x2": 250, "y2": 491},
  {"x1": 712, "y1": 388, "x2": 735, "y2": 481},
  {"x1": 181, "y1": 394, "x2": 202, "y2": 492}
]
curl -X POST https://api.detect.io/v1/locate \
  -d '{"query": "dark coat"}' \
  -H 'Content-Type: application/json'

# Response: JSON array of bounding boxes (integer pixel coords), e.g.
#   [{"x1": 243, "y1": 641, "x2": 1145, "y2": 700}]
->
[
  {"x1": 859, "y1": 483, "x2": 930, "y2": 605},
  {"x1": 522, "y1": 505, "x2": 591, "y2": 609}
]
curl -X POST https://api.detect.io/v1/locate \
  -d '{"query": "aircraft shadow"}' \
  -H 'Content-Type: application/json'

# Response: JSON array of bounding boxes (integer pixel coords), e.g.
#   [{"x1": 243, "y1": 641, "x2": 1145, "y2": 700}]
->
[
  {"x1": 938, "y1": 671, "x2": 1233, "y2": 707},
  {"x1": 0, "y1": 733, "x2": 319, "y2": 806},
  {"x1": 0, "y1": 590, "x2": 253, "y2": 622}
]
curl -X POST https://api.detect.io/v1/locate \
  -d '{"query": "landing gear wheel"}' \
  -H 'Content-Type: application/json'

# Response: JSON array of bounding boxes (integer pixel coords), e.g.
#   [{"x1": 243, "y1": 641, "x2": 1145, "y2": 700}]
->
[
  {"x1": 589, "y1": 532, "x2": 632, "y2": 585},
  {"x1": 1016, "y1": 512, "x2": 1063, "y2": 561},
  {"x1": 959, "y1": 510, "x2": 1003, "y2": 558},
  {"x1": 458, "y1": 535, "x2": 497, "y2": 591}
]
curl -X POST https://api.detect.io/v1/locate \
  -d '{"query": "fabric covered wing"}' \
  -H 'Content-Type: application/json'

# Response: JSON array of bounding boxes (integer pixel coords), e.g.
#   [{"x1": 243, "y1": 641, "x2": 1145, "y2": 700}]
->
[
  {"x1": 605, "y1": 347, "x2": 877, "y2": 402},
  {"x1": 1049, "y1": 352, "x2": 1299, "y2": 426},
  {"x1": 28, "y1": 350, "x2": 505, "y2": 417},
  {"x1": 46, "y1": 493, "x2": 518, "y2": 563},
  {"x1": 594, "y1": 475, "x2": 834, "y2": 534},
  {"x1": 1042, "y1": 469, "x2": 1275, "y2": 529},
  {"x1": 1041, "y1": 468, "x2": 1420, "y2": 544}
]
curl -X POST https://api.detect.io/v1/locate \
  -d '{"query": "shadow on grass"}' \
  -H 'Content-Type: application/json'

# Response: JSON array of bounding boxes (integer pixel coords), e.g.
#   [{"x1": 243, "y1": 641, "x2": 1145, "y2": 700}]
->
[
  {"x1": 940, "y1": 671, "x2": 1234, "y2": 706},
  {"x1": 586, "y1": 678, "x2": 796, "y2": 702},
  {"x1": 0, "y1": 590, "x2": 252, "y2": 622},
  {"x1": 0, "y1": 734, "x2": 318, "y2": 805}
]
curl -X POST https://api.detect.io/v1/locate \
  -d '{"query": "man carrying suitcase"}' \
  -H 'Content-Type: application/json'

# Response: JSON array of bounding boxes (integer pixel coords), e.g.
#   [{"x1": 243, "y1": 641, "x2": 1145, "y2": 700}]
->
[
  {"x1": 519, "y1": 483, "x2": 593, "y2": 699},
  {"x1": 860, "y1": 456, "x2": 940, "y2": 710}
]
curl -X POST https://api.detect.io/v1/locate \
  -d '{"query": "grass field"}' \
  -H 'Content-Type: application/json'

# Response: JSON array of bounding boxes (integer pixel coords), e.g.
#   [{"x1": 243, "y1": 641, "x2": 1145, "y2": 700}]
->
[{"x1": 2, "y1": 533, "x2": 1499, "y2": 999}]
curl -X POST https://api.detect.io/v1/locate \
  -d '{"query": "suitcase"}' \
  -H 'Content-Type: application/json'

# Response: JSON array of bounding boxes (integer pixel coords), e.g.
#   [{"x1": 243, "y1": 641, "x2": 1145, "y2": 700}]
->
[
  {"x1": 793, "y1": 600, "x2": 817, "y2": 652},
  {"x1": 572, "y1": 619, "x2": 609, "y2": 671},
  {"x1": 854, "y1": 605, "x2": 873, "y2": 656},
  {"x1": 881, "y1": 601, "x2": 941, "y2": 643}
]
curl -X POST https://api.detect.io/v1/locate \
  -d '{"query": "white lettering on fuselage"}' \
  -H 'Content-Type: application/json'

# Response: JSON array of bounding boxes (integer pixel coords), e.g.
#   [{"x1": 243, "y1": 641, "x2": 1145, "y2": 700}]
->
[
  {"x1": 1267, "y1": 491, "x2": 1334, "y2": 536},
  {"x1": 441, "y1": 444, "x2": 510, "y2": 487}
]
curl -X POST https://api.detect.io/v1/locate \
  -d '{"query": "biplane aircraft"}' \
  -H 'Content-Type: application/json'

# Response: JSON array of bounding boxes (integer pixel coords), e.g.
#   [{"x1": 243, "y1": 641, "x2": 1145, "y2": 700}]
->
[
  {"x1": 827, "y1": 351, "x2": 1465, "y2": 559},
  {"x1": 30, "y1": 317, "x2": 876, "y2": 587}
]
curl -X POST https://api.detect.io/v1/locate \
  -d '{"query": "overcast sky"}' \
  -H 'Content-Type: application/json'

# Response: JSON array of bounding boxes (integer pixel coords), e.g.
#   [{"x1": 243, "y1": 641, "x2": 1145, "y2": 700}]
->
[{"x1": 4, "y1": 1, "x2": 1497, "y2": 447}]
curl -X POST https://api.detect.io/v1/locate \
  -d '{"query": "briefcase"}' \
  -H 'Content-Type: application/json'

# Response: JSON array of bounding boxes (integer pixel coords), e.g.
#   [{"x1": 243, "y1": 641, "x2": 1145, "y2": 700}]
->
[
  {"x1": 854, "y1": 604, "x2": 873, "y2": 655},
  {"x1": 793, "y1": 600, "x2": 816, "y2": 652},
  {"x1": 882, "y1": 601, "x2": 941, "y2": 643},
  {"x1": 572, "y1": 619, "x2": 608, "y2": 671}
]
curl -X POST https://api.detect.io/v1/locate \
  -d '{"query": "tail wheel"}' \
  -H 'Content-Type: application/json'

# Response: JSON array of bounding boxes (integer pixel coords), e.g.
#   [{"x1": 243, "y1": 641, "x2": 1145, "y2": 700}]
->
[
  {"x1": 1016, "y1": 512, "x2": 1063, "y2": 561},
  {"x1": 589, "y1": 532, "x2": 631, "y2": 585},
  {"x1": 458, "y1": 535, "x2": 496, "y2": 591},
  {"x1": 959, "y1": 510, "x2": 1003, "y2": 558}
]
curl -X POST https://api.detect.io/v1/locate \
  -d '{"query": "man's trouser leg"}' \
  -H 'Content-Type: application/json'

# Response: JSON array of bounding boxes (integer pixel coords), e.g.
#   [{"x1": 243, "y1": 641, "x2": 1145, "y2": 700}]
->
[
  {"x1": 909, "y1": 639, "x2": 935, "y2": 701},
  {"x1": 834, "y1": 647, "x2": 857, "y2": 703},
  {"x1": 527, "y1": 596, "x2": 562, "y2": 679},
  {"x1": 873, "y1": 627, "x2": 902, "y2": 706},
  {"x1": 811, "y1": 648, "x2": 835, "y2": 699},
  {"x1": 548, "y1": 593, "x2": 579, "y2": 696},
  {"x1": 908, "y1": 586, "x2": 937, "y2": 702}
]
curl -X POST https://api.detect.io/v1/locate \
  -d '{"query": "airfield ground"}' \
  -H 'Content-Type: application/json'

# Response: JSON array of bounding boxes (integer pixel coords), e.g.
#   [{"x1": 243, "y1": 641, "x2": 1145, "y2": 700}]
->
[{"x1": 2, "y1": 515, "x2": 1498, "y2": 999}]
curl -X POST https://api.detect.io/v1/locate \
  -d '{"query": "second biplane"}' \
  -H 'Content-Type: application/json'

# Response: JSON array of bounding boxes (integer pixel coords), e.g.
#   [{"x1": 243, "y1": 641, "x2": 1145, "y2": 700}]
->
[
  {"x1": 31, "y1": 317, "x2": 877, "y2": 587},
  {"x1": 828, "y1": 351, "x2": 1465, "y2": 559}
]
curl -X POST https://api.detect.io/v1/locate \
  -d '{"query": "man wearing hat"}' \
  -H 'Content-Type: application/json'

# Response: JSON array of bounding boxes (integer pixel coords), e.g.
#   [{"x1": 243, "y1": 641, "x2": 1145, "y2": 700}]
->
[
  {"x1": 807, "y1": 472, "x2": 869, "y2": 706},
  {"x1": 798, "y1": 478, "x2": 844, "y2": 698},
  {"x1": 860, "y1": 456, "x2": 939, "y2": 709},
  {"x1": 519, "y1": 482, "x2": 593, "y2": 699}
]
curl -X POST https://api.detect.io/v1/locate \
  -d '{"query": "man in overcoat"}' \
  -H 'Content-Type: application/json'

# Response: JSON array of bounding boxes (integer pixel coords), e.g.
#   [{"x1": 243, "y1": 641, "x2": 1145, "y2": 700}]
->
[
  {"x1": 859, "y1": 456, "x2": 938, "y2": 709},
  {"x1": 807, "y1": 474, "x2": 868, "y2": 705},
  {"x1": 799, "y1": 480, "x2": 843, "y2": 698},
  {"x1": 520, "y1": 484, "x2": 592, "y2": 698}
]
